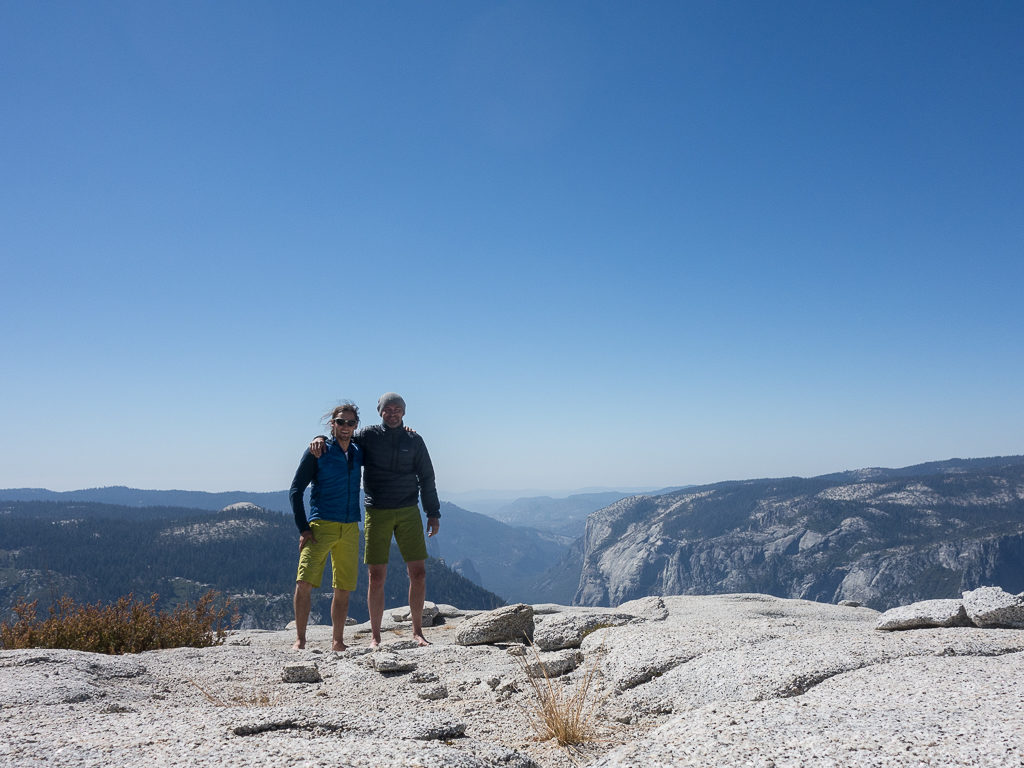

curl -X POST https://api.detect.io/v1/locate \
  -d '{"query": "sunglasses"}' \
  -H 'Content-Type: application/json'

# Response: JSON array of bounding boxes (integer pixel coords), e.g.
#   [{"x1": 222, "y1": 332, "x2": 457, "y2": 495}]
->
[{"x1": 331, "y1": 418, "x2": 358, "y2": 427}]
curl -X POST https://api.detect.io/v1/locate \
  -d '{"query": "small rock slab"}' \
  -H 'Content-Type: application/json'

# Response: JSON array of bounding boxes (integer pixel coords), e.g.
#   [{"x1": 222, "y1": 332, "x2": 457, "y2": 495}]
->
[
  {"x1": 617, "y1": 595, "x2": 669, "y2": 621},
  {"x1": 963, "y1": 586, "x2": 1024, "y2": 628},
  {"x1": 455, "y1": 603, "x2": 534, "y2": 646},
  {"x1": 281, "y1": 664, "x2": 321, "y2": 683},
  {"x1": 372, "y1": 652, "x2": 418, "y2": 674},
  {"x1": 533, "y1": 611, "x2": 635, "y2": 650},
  {"x1": 433, "y1": 603, "x2": 466, "y2": 618},
  {"x1": 390, "y1": 601, "x2": 440, "y2": 626},
  {"x1": 875, "y1": 599, "x2": 970, "y2": 631},
  {"x1": 416, "y1": 683, "x2": 449, "y2": 700},
  {"x1": 522, "y1": 649, "x2": 583, "y2": 678},
  {"x1": 388, "y1": 714, "x2": 466, "y2": 740}
]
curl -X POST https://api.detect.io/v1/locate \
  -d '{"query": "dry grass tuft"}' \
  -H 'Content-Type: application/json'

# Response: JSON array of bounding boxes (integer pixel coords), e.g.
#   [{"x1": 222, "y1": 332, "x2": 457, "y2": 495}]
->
[
  {"x1": 0, "y1": 591, "x2": 236, "y2": 654},
  {"x1": 515, "y1": 640, "x2": 604, "y2": 748}
]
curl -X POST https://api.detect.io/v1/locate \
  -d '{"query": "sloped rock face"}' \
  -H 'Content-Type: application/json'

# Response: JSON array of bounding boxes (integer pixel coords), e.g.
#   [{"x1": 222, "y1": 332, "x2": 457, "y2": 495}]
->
[{"x1": 575, "y1": 457, "x2": 1024, "y2": 610}]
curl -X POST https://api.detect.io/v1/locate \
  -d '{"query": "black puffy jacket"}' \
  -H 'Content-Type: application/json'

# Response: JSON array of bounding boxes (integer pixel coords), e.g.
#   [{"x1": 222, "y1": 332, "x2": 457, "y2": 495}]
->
[{"x1": 357, "y1": 423, "x2": 440, "y2": 518}]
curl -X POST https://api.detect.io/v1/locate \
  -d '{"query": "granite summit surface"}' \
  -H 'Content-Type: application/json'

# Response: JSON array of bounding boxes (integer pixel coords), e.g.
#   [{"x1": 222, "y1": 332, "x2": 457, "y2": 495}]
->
[{"x1": 3, "y1": 593, "x2": 1023, "y2": 767}]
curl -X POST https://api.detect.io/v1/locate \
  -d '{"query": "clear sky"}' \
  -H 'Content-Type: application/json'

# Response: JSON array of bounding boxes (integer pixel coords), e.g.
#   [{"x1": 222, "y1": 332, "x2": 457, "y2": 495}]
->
[{"x1": 2, "y1": 1, "x2": 1022, "y2": 497}]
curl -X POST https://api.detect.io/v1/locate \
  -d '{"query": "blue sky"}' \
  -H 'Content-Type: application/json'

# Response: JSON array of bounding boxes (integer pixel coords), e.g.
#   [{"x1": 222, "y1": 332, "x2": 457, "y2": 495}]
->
[{"x1": 2, "y1": 1, "x2": 1022, "y2": 496}]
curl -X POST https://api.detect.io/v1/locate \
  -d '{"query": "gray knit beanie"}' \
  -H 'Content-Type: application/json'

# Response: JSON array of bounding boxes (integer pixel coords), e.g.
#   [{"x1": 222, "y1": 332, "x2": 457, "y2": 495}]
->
[{"x1": 377, "y1": 392, "x2": 406, "y2": 414}]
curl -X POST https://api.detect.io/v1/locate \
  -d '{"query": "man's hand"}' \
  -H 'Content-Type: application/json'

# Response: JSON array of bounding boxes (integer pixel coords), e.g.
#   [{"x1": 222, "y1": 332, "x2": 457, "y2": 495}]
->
[
  {"x1": 426, "y1": 517, "x2": 440, "y2": 537},
  {"x1": 299, "y1": 530, "x2": 316, "y2": 550},
  {"x1": 310, "y1": 436, "x2": 326, "y2": 458}
]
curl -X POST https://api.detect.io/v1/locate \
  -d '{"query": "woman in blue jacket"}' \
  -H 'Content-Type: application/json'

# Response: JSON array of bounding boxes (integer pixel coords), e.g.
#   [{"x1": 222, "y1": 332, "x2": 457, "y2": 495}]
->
[{"x1": 289, "y1": 401, "x2": 362, "y2": 651}]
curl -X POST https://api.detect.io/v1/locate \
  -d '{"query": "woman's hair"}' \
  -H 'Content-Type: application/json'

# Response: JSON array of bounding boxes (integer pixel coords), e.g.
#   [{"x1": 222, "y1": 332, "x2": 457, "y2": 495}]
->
[{"x1": 323, "y1": 400, "x2": 359, "y2": 426}]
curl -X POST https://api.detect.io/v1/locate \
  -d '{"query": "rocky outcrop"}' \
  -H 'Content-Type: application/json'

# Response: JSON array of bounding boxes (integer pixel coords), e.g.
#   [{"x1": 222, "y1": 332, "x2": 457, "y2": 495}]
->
[
  {"x1": 533, "y1": 610, "x2": 635, "y2": 651},
  {"x1": 4, "y1": 594, "x2": 1024, "y2": 767},
  {"x1": 575, "y1": 456, "x2": 1024, "y2": 610},
  {"x1": 874, "y1": 598, "x2": 970, "y2": 630},
  {"x1": 455, "y1": 603, "x2": 534, "y2": 645},
  {"x1": 963, "y1": 586, "x2": 1024, "y2": 628},
  {"x1": 876, "y1": 587, "x2": 1024, "y2": 630}
]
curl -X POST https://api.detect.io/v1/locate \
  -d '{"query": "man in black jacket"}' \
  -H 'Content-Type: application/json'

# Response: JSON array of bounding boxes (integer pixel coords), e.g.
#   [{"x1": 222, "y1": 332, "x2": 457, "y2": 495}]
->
[{"x1": 312, "y1": 392, "x2": 439, "y2": 647}]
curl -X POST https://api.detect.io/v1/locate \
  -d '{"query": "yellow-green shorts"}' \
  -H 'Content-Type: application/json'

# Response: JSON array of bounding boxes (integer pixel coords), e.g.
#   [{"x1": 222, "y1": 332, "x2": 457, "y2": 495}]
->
[
  {"x1": 363, "y1": 505, "x2": 428, "y2": 565},
  {"x1": 296, "y1": 520, "x2": 360, "y2": 591}
]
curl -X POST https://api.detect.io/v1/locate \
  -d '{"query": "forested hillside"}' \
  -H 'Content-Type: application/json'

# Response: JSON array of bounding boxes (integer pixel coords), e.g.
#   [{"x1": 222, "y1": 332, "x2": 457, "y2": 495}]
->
[{"x1": 0, "y1": 501, "x2": 503, "y2": 627}]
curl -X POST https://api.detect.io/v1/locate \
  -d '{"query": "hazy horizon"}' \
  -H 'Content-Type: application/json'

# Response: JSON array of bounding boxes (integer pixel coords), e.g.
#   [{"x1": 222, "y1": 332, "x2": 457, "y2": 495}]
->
[{"x1": 5, "y1": 452, "x2": 1020, "y2": 498}]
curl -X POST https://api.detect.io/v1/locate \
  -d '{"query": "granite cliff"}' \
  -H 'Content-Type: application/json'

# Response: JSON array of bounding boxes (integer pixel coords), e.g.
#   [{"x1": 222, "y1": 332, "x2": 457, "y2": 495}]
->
[{"x1": 575, "y1": 456, "x2": 1024, "y2": 610}]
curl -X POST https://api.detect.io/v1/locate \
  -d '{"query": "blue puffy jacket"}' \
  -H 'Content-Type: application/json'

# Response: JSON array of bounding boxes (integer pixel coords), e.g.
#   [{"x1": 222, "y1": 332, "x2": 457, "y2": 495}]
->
[{"x1": 290, "y1": 438, "x2": 362, "y2": 531}]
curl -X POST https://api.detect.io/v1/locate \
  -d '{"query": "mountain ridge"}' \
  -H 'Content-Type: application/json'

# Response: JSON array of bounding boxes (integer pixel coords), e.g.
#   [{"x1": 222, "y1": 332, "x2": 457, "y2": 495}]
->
[{"x1": 574, "y1": 455, "x2": 1024, "y2": 610}]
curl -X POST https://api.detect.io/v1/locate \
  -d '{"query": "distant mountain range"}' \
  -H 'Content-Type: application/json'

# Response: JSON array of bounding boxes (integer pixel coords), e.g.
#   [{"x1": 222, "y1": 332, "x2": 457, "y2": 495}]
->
[
  {"x1": 0, "y1": 500, "x2": 502, "y2": 628},
  {"x1": 6, "y1": 456, "x2": 1022, "y2": 615},
  {"x1": 0, "y1": 486, "x2": 294, "y2": 512},
  {"x1": 574, "y1": 455, "x2": 1024, "y2": 610},
  {"x1": 0, "y1": 488, "x2": 578, "y2": 605}
]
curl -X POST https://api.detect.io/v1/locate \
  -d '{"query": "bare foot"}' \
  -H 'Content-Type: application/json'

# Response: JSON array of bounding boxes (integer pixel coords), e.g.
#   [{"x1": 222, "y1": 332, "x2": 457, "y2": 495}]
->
[
  {"x1": 413, "y1": 633, "x2": 431, "y2": 647},
  {"x1": 370, "y1": 636, "x2": 381, "y2": 649},
  {"x1": 292, "y1": 640, "x2": 306, "y2": 650},
  {"x1": 331, "y1": 641, "x2": 347, "y2": 652}
]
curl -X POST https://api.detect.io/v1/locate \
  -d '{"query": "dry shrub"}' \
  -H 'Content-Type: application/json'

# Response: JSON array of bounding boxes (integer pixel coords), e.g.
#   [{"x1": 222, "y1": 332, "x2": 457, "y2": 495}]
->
[
  {"x1": 0, "y1": 591, "x2": 235, "y2": 654},
  {"x1": 515, "y1": 641, "x2": 603, "y2": 747}
]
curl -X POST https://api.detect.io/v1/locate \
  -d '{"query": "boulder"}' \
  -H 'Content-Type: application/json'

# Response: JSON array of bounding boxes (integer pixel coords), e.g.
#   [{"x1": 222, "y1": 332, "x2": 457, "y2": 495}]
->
[
  {"x1": 617, "y1": 595, "x2": 669, "y2": 621},
  {"x1": 521, "y1": 649, "x2": 583, "y2": 678},
  {"x1": 372, "y1": 652, "x2": 418, "y2": 674},
  {"x1": 875, "y1": 599, "x2": 970, "y2": 631},
  {"x1": 416, "y1": 683, "x2": 449, "y2": 700},
  {"x1": 533, "y1": 611, "x2": 635, "y2": 650},
  {"x1": 281, "y1": 664, "x2": 321, "y2": 683},
  {"x1": 433, "y1": 603, "x2": 466, "y2": 618},
  {"x1": 963, "y1": 586, "x2": 1024, "y2": 628},
  {"x1": 455, "y1": 604, "x2": 534, "y2": 646}
]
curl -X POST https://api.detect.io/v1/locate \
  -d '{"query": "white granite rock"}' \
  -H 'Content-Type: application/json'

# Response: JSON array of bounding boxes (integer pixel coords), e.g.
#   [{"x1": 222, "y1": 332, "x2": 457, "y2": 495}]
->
[
  {"x1": 592, "y1": 651, "x2": 1024, "y2": 767},
  {"x1": 616, "y1": 595, "x2": 669, "y2": 621},
  {"x1": 5, "y1": 595, "x2": 1024, "y2": 768},
  {"x1": 521, "y1": 649, "x2": 583, "y2": 678},
  {"x1": 390, "y1": 601, "x2": 441, "y2": 626},
  {"x1": 433, "y1": 603, "x2": 468, "y2": 618},
  {"x1": 963, "y1": 586, "x2": 1024, "y2": 628},
  {"x1": 533, "y1": 611, "x2": 635, "y2": 651},
  {"x1": 372, "y1": 651, "x2": 418, "y2": 673},
  {"x1": 455, "y1": 603, "x2": 534, "y2": 646},
  {"x1": 416, "y1": 682, "x2": 450, "y2": 700},
  {"x1": 281, "y1": 663, "x2": 321, "y2": 683},
  {"x1": 875, "y1": 598, "x2": 970, "y2": 630}
]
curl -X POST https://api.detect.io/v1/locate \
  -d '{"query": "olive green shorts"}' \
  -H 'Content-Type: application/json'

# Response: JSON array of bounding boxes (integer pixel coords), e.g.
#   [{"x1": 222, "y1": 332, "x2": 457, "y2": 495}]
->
[
  {"x1": 363, "y1": 505, "x2": 428, "y2": 565},
  {"x1": 296, "y1": 520, "x2": 360, "y2": 591}
]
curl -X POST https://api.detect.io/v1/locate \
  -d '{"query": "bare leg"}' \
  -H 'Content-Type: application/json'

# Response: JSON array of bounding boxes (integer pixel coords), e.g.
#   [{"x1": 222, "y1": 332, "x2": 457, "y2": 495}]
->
[
  {"x1": 407, "y1": 559, "x2": 429, "y2": 646},
  {"x1": 330, "y1": 588, "x2": 350, "y2": 651},
  {"x1": 293, "y1": 580, "x2": 313, "y2": 650},
  {"x1": 367, "y1": 563, "x2": 388, "y2": 648}
]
